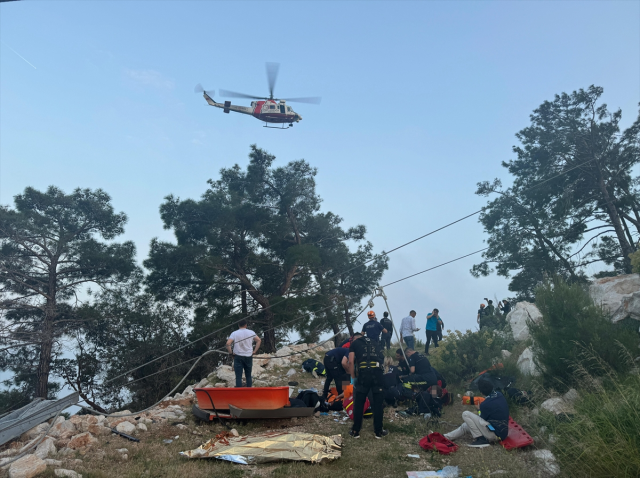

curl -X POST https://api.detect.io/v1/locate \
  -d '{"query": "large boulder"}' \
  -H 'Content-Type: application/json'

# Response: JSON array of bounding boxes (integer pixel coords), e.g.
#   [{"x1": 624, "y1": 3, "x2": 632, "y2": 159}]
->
[
  {"x1": 589, "y1": 273, "x2": 640, "y2": 323},
  {"x1": 507, "y1": 302, "x2": 542, "y2": 341},
  {"x1": 516, "y1": 347, "x2": 540, "y2": 376},
  {"x1": 540, "y1": 397, "x2": 575, "y2": 415},
  {"x1": 212, "y1": 365, "x2": 236, "y2": 384},
  {"x1": 67, "y1": 432, "x2": 98, "y2": 450},
  {"x1": 34, "y1": 436, "x2": 56, "y2": 459},
  {"x1": 115, "y1": 421, "x2": 136, "y2": 434},
  {"x1": 8, "y1": 454, "x2": 47, "y2": 478},
  {"x1": 49, "y1": 419, "x2": 76, "y2": 439}
]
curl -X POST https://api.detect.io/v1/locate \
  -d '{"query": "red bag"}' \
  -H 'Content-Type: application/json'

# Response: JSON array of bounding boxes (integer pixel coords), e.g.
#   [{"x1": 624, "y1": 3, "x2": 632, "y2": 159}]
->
[
  {"x1": 419, "y1": 432, "x2": 459, "y2": 455},
  {"x1": 344, "y1": 394, "x2": 371, "y2": 421}
]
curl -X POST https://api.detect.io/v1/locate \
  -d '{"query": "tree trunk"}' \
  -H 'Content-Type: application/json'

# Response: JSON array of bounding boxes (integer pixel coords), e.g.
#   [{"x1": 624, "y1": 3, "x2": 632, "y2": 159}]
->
[
  {"x1": 344, "y1": 304, "x2": 354, "y2": 336},
  {"x1": 262, "y1": 309, "x2": 277, "y2": 353},
  {"x1": 597, "y1": 175, "x2": 634, "y2": 272},
  {"x1": 241, "y1": 283, "x2": 248, "y2": 316},
  {"x1": 330, "y1": 322, "x2": 340, "y2": 346},
  {"x1": 36, "y1": 304, "x2": 55, "y2": 399}
]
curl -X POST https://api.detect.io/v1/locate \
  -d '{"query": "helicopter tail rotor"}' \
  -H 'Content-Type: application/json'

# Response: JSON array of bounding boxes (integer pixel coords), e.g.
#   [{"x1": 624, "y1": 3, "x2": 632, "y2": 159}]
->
[{"x1": 194, "y1": 83, "x2": 214, "y2": 97}]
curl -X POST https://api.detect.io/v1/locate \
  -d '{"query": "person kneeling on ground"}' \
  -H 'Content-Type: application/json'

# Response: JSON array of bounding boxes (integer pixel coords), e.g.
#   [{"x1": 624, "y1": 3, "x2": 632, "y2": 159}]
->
[
  {"x1": 444, "y1": 378, "x2": 509, "y2": 448},
  {"x1": 400, "y1": 348, "x2": 437, "y2": 389}
]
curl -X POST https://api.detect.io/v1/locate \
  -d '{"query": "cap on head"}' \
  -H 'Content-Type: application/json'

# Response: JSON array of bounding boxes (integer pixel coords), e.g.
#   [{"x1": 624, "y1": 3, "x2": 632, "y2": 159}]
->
[{"x1": 367, "y1": 310, "x2": 376, "y2": 318}]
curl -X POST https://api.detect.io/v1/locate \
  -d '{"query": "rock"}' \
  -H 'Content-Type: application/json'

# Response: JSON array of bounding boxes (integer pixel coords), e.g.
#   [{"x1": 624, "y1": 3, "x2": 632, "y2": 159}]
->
[
  {"x1": 137, "y1": 423, "x2": 148, "y2": 432},
  {"x1": 175, "y1": 424, "x2": 188, "y2": 430},
  {"x1": 540, "y1": 397, "x2": 575, "y2": 415},
  {"x1": 265, "y1": 357, "x2": 287, "y2": 369},
  {"x1": 214, "y1": 383, "x2": 225, "y2": 388},
  {"x1": 252, "y1": 353, "x2": 273, "y2": 367},
  {"x1": 110, "y1": 410, "x2": 132, "y2": 416},
  {"x1": 182, "y1": 385, "x2": 193, "y2": 395},
  {"x1": 69, "y1": 416, "x2": 83, "y2": 428},
  {"x1": 22, "y1": 423, "x2": 49, "y2": 441},
  {"x1": 532, "y1": 449, "x2": 560, "y2": 475},
  {"x1": 195, "y1": 378, "x2": 209, "y2": 388},
  {"x1": 253, "y1": 380, "x2": 267, "y2": 387},
  {"x1": 213, "y1": 365, "x2": 236, "y2": 384},
  {"x1": 289, "y1": 344, "x2": 308, "y2": 353},
  {"x1": 115, "y1": 421, "x2": 136, "y2": 434},
  {"x1": 501, "y1": 350, "x2": 512, "y2": 359},
  {"x1": 230, "y1": 428, "x2": 239, "y2": 437},
  {"x1": 44, "y1": 459, "x2": 63, "y2": 466},
  {"x1": 54, "y1": 470, "x2": 82, "y2": 478},
  {"x1": 563, "y1": 388, "x2": 579, "y2": 403},
  {"x1": 34, "y1": 437, "x2": 56, "y2": 459},
  {"x1": 49, "y1": 419, "x2": 76, "y2": 439},
  {"x1": 517, "y1": 347, "x2": 540, "y2": 376},
  {"x1": 507, "y1": 301, "x2": 542, "y2": 341},
  {"x1": 57, "y1": 448, "x2": 73, "y2": 457},
  {"x1": 116, "y1": 448, "x2": 128, "y2": 454},
  {"x1": 589, "y1": 273, "x2": 640, "y2": 323},
  {"x1": 8, "y1": 454, "x2": 47, "y2": 478},
  {"x1": 67, "y1": 432, "x2": 98, "y2": 450},
  {"x1": 286, "y1": 368, "x2": 297, "y2": 377},
  {"x1": 275, "y1": 346, "x2": 293, "y2": 357},
  {"x1": 87, "y1": 424, "x2": 110, "y2": 436},
  {"x1": 121, "y1": 454, "x2": 128, "y2": 460}
]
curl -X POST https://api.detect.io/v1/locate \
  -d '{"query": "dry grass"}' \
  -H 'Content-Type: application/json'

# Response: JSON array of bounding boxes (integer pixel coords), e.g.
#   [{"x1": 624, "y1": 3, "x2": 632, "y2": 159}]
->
[{"x1": 3, "y1": 360, "x2": 540, "y2": 478}]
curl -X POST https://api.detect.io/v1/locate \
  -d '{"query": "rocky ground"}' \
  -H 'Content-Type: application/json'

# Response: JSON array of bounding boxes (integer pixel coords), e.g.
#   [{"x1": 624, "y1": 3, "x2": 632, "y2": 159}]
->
[{"x1": 0, "y1": 338, "x2": 567, "y2": 478}]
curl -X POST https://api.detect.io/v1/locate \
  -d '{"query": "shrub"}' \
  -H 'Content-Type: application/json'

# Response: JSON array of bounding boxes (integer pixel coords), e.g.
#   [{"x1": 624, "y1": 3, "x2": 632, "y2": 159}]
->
[
  {"x1": 544, "y1": 348, "x2": 640, "y2": 477},
  {"x1": 429, "y1": 329, "x2": 510, "y2": 385},
  {"x1": 529, "y1": 278, "x2": 639, "y2": 388}
]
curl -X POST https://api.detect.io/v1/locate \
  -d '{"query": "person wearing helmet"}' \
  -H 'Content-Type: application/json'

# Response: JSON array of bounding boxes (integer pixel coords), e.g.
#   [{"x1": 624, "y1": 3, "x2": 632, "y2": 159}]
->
[
  {"x1": 362, "y1": 311, "x2": 387, "y2": 345},
  {"x1": 477, "y1": 303, "x2": 486, "y2": 325}
]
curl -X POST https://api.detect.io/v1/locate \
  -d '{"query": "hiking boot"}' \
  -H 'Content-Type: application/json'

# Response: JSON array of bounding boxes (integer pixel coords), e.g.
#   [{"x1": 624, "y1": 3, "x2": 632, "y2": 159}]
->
[
  {"x1": 468, "y1": 436, "x2": 490, "y2": 448},
  {"x1": 374, "y1": 429, "x2": 389, "y2": 439},
  {"x1": 349, "y1": 429, "x2": 360, "y2": 439}
]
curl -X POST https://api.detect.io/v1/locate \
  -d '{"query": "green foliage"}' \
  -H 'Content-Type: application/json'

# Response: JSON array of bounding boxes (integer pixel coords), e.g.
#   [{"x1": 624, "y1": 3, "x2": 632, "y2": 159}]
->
[
  {"x1": 429, "y1": 329, "x2": 510, "y2": 384},
  {"x1": 629, "y1": 247, "x2": 640, "y2": 273},
  {"x1": 0, "y1": 186, "x2": 137, "y2": 398},
  {"x1": 529, "y1": 277, "x2": 639, "y2": 388},
  {"x1": 145, "y1": 145, "x2": 387, "y2": 351},
  {"x1": 531, "y1": 348, "x2": 640, "y2": 477},
  {"x1": 473, "y1": 85, "x2": 640, "y2": 298}
]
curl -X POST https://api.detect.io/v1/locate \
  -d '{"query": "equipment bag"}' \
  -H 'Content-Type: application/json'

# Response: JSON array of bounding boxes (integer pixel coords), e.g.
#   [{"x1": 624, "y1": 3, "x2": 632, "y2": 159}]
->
[
  {"x1": 296, "y1": 390, "x2": 322, "y2": 409},
  {"x1": 343, "y1": 394, "x2": 371, "y2": 420},
  {"x1": 302, "y1": 358, "x2": 326, "y2": 376},
  {"x1": 419, "y1": 432, "x2": 459, "y2": 455}
]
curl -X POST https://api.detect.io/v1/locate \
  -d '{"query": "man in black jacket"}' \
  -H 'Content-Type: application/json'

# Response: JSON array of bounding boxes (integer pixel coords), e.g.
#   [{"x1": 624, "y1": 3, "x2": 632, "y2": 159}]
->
[
  {"x1": 380, "y1": 312, "x2": 393, "y2": 350},
  {"x1": 444, "y1": 378, "x2": 509, "y2": 447}
]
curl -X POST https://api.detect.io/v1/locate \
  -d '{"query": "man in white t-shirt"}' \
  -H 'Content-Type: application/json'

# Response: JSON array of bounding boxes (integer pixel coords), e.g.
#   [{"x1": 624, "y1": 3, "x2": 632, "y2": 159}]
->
[{"x1": 225, "y1": 320, "x2": 262, "y2": 387}]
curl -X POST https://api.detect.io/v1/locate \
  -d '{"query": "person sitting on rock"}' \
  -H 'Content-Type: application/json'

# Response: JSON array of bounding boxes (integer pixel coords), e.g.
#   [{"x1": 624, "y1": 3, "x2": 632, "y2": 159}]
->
[{"x1": 443, "y1": 377, "x2": 509, "y2": 448}]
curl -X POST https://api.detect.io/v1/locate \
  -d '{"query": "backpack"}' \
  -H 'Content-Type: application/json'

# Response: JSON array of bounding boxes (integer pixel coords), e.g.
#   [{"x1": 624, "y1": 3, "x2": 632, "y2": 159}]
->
[
  {"x1": 419, "y1": 432, "x2": 459, "y2": 455},
  {"x1": 302, "y1": 358, "x2": 326, "y2": 376}
]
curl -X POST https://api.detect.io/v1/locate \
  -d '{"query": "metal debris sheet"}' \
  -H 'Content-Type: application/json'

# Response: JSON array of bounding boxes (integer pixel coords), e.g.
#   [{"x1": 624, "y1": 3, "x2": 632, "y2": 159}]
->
[{"x1": 181, "y1": 431, "x2": 341, "y2": 464}]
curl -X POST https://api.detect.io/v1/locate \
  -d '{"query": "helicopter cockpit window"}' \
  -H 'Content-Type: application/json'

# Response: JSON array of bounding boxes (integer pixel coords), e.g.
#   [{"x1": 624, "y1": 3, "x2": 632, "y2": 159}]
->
[
  {"x1": 287, "y1": 106, "x2": 292, "y2": 112},
  {"x1": 270, "y1": 105, "x2": 276, "y2": 109}
]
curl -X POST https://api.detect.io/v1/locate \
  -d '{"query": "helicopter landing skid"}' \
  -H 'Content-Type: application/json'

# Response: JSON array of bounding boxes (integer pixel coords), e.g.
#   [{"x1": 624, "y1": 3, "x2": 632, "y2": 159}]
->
[{"x1": 263, "y1": 123, "x2": 293, "y2": 129}]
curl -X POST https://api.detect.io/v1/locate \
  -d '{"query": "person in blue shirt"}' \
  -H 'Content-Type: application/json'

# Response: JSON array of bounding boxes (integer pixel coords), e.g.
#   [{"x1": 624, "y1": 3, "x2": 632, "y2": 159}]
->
[
  {"x1": 443, "y1": 378, "x2": 509, "y2": 447},
  {"x1": 362, "y1": 311, "x2": 387, "y2": 345},
  {"x1": 425, "y1": 309, "x2": 443, "y2": 355}
]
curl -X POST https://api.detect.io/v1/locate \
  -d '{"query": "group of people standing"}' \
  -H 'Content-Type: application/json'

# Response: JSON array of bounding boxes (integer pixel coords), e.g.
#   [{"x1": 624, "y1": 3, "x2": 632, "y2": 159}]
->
[
  {"x1": 399, "y1": 309, "x2": 444, "y2": 355},
  {"x1": 224, "y1": 311, "x2": 510, "y2": 448}
]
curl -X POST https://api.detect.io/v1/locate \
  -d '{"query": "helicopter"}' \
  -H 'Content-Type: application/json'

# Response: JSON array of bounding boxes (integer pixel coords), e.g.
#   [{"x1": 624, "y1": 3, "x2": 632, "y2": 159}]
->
[{"x1": 195, "y1": 63, "x2": 321, "y2": 129}]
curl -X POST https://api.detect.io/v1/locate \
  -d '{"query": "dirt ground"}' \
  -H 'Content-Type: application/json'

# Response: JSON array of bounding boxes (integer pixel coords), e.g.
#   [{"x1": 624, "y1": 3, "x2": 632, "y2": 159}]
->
[{"x1": 3, "y1": 352, "x2": 546, "y2": 478}]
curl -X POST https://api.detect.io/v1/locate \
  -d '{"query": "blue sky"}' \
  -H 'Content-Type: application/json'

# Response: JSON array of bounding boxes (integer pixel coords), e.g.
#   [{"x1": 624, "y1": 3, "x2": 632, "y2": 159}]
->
[{"x1": 1, "y1": 1, "x2": 639, "y2": 336}]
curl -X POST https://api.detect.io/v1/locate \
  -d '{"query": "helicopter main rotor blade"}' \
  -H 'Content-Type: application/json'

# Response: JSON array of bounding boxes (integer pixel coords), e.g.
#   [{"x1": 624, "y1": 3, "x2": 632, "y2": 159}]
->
[
  {"x1": 280, "y1": 96, "x2": 322, "y2": 105},
  {"x1": 219, "y1": 89, "x2": 265, "y2": 100},
  {"x1": 266, "y1": 62, "x2": 279, "y2": 99}
]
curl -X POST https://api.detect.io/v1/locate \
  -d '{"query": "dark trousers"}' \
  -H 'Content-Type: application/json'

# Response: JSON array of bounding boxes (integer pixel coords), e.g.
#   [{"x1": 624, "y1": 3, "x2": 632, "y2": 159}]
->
[
  {"x1": 425, "y1": 330, "x2": 439, "y2": 354},
  {"x1": 233, "y1": 355, "x2": 253, "y2": 387},
  {"x1": 322, "y1": 357, "x2": 347, "y2": 398},
  {"x1": 381, "y1": 332, "x2": 392, "y2": 350},
  {"x1": 352, "y1": 369, "x2": 384, "y2": 434}
]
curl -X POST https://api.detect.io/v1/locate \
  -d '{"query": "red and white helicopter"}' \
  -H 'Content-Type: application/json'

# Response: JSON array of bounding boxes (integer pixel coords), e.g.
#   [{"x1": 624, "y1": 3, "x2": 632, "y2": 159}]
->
[{"x1": 195, "y1": 63, "x2": 321, "y2": 129}]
